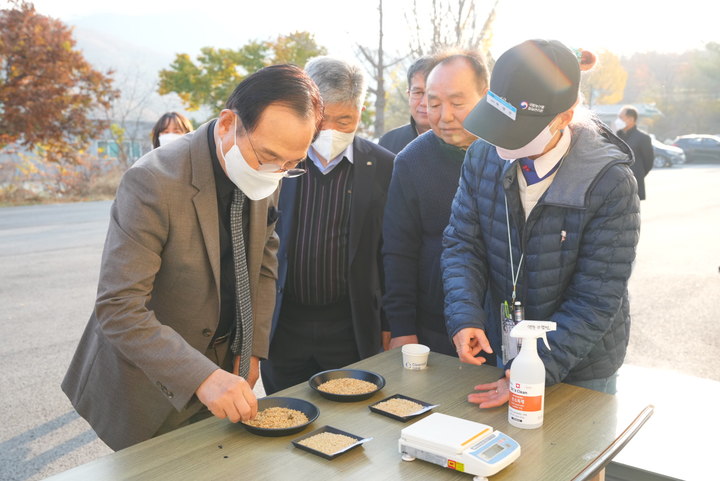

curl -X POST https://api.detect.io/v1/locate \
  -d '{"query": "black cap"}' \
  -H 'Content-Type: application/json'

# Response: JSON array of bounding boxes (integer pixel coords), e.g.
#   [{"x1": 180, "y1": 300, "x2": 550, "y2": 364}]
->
[{"x1": 463, "y1": 39, "x2": 580, "y2": 149}]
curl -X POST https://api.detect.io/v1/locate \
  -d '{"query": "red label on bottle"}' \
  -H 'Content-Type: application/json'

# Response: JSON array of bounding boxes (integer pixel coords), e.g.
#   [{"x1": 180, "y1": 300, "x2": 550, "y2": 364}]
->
[{"x1": 509, "y1": 392, "x2": 543, "y2": 412}]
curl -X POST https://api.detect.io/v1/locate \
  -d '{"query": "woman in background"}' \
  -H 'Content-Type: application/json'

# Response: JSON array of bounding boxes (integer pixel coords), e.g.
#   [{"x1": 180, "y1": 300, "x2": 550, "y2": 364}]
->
[{"x1": 151, "y1": 112, "x2": 194, "y2": 148}]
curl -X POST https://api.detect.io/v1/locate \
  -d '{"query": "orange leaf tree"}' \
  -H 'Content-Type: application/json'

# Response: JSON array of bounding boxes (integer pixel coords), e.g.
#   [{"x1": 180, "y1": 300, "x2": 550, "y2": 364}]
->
[{"x1": 0, "y1": 1, "x2": 119, "y2": 163}]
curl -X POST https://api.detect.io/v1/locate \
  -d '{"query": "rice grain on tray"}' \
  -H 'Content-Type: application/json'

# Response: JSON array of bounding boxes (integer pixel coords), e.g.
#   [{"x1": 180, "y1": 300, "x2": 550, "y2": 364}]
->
[
  {"x1": 373, "y1": 398, "x2": 423, "y2": 417},
  {"x1": 244, "y1": 407, "x2": 309, "y2": 429},
  {"x1": 298, "y1": 432, "x2": 357, "y2": 455},
  {"x1": 317, "y1": 378, "x2": 377, "y2": 395}
]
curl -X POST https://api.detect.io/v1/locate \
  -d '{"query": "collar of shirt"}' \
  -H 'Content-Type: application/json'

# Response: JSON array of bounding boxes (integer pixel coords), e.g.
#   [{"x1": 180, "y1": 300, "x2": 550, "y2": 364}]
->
[
  {"x1": 531, "y1": 128, "x2": 572, "y2": 178},
  {"x1": 307, "y1": 142, "x2": 355, "y2": 175},
  {"x1": 207, "y1": 119, "x2": 236, "y2": 202}
]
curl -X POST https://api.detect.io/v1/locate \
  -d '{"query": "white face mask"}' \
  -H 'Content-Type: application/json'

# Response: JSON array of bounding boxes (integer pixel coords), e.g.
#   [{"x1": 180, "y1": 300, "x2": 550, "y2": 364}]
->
[
  {"x1": 614, "y1": 117, "x2": 626, "y2": 131},
  {"x1": 495, "y1": 122, "x2": 557, "y2": 161},
  {"x1": 219, "y1": 117, "x2": 284, "y2": 200},
  {"x1": 158, "y1": 133, "x2": 182, "y2": 146},
  {"x1": 311, "y1": 129, "x2": 355, "y2": 161}
]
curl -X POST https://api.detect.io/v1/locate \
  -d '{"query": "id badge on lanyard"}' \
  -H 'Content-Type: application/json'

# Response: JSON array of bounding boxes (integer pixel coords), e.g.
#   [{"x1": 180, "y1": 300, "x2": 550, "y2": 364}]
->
[
  {"x1": 500, "y1": 192, "x2": 524, "y2": 365},
  {"x1": 501, "y1": 300, "x2": 523, "y2": 364}
]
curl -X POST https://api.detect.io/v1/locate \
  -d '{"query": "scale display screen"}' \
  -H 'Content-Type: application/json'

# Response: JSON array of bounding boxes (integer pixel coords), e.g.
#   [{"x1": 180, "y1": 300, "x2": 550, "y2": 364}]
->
[
  {"x1": 469, "y1": 433, "x2": 518, "y2": 465},
  {"x1": 480, "y1": 443, "x2": 505, "y2": 460}
]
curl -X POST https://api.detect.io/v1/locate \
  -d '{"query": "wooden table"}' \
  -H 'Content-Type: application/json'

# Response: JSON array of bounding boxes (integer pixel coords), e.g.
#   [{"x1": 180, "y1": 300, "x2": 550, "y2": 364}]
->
[{"x1": 45, "y1": 350, "x2": 651, "y2": 481}]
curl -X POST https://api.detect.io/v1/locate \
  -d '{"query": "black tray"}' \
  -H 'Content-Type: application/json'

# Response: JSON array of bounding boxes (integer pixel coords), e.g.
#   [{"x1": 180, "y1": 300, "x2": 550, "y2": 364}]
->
[
  {"x1": 368, "y1": 393, "x2": 436, "y2": 422},
  {"x1": 292, "y1": 425, "x2": 368, "y2": 460},
  {"x1": 241, "y1": 397, "x2": 319, "y2": 437},
  {"x1": 308, "y1": 369, "x2": 385, "y2": 402}
]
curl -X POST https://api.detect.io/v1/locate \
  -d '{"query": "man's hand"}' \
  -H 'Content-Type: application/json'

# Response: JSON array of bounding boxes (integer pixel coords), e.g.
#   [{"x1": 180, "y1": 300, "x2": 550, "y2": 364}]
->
[
  {"x1": 247, "y1": 356, "x2": 260, "y2": 388},
  {"x1": 195, "y1": 369, "x2": 258, "y2": 423},
  {"x1": 452, "y1": 328, "x2": 492, "y2": 365},
  {"x1": 388, "y1": 334, "x2": 419, "y2": 350},
  {"x1": 382, "y1": 331, "x2": 392, "y2": 351},
  {"x1": 468, "y1": 370, "x2": 510, "y2": 408},
  {"x1": 232, "y1": 355, "x2": 260, "y2": 388}
]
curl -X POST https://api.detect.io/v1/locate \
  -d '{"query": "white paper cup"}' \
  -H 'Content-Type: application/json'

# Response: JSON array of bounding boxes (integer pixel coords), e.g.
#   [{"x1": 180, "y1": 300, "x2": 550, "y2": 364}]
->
[{"x1": 402, "y1": 344, "x2": 430, "y2": 370}]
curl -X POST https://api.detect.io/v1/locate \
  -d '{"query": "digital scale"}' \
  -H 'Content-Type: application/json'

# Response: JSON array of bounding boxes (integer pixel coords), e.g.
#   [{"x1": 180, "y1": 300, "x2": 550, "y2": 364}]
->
[{"x1": 399, "y1": 413, "x2": 520, "y2": 481}]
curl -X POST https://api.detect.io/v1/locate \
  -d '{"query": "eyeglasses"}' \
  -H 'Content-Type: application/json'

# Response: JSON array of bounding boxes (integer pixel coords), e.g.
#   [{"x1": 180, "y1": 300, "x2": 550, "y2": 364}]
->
[{"x1": 244, "y1": 127, "x2": 306, "y2": 178}]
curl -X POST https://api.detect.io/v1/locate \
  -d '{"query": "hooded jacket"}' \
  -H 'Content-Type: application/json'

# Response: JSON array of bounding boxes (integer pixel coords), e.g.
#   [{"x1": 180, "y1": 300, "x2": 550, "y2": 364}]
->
[{"x1": 442, "y1": 121, "x2": 640, "y2": 384}]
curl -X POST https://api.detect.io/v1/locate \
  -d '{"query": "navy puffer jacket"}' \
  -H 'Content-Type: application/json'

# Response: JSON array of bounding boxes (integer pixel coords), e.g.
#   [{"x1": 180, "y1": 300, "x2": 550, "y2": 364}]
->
[{"x1": 442, "y1": 122, "x2": 640, "y2": 385}]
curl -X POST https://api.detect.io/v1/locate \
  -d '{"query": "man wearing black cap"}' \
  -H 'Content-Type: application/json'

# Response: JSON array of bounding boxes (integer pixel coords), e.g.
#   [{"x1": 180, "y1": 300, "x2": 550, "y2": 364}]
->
[{"x1": 441, "y1": 40, "x2": 640, "y2": 406}]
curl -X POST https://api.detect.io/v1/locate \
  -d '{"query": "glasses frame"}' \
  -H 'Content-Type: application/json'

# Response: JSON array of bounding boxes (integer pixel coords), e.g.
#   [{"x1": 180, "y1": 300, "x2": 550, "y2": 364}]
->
[{"x1": 241, "y1": 122, "x2": 306, "y2": 178}]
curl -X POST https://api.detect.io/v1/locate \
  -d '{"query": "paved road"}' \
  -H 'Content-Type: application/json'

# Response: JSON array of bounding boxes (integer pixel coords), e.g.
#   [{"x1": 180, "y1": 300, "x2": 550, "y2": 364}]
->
[
  {"x1": 0, "y1": 164, "x2": 718, "y2": 480},
  {"x1": 0, "y1": 201, "x2": 113, "y2": 481},
  {"x1": 624, "y1": 164, "x2": 720, "y2": 379}
]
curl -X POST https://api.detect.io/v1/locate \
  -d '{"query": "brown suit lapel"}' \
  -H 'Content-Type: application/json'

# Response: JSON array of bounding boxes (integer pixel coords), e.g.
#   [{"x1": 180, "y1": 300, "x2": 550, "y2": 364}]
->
[{"x1": 190, "y1": 122, "x2": 221, "y2": 301}]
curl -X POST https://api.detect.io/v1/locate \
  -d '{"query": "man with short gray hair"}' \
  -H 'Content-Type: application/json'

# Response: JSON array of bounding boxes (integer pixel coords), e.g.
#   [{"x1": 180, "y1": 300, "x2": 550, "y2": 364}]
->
[
  {"x1": 382, "y1": 50, "x2": 489, "y2": 356},
  {"x1": 261, "y1": 56, "x2": 394, "y2": 393}
]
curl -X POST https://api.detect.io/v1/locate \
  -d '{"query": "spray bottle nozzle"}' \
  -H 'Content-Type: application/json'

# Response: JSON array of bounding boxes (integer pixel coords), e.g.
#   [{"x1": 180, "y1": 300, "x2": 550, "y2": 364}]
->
[{"x1": 510, "y1": 321, "x2": 557, "y2": 350}]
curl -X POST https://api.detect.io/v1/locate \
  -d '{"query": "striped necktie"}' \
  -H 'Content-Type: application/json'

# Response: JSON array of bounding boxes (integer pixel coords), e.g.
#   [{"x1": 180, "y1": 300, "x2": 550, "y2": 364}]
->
[{"x1": 229, "y1": 188, "x2": 253, "y2": 379}]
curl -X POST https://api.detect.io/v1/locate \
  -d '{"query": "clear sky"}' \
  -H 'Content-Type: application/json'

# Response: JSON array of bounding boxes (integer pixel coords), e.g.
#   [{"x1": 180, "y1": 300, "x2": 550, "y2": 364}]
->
[{"x1": 18, "y1": 0, "x2": 719, "y2": 62}]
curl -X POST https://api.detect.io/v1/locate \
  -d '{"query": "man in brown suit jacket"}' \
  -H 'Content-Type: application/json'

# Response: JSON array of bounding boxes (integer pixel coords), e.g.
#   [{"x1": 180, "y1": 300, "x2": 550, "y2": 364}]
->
[{"x1": 62, "y1": 65, "x2": 323, "y2": 450}]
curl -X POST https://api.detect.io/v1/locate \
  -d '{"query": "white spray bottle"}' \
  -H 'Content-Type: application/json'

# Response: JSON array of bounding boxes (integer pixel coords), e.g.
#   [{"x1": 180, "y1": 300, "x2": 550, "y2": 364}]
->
[{"x1": 507, "y1": 320, "x2": 557, "y2": 429}]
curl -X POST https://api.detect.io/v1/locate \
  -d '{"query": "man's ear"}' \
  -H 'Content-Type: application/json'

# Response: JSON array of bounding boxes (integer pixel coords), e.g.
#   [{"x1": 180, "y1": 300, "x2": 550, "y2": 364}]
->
[
  {"x1": 555, "y1": 110, "x2": 574, "y2": 131},
  {"x1": 217, "y1": 109, "x2": 235, "y2": 136}
]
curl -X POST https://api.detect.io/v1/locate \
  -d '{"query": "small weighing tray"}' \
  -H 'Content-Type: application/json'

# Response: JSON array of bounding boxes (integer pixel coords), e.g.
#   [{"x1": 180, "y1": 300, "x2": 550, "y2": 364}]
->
[
  {"x1": 368, "y1": 393, "x2": 437, "y2": 422},
  {"x1": 292, "y1": 425, "x2": 371, "y2": 460}
]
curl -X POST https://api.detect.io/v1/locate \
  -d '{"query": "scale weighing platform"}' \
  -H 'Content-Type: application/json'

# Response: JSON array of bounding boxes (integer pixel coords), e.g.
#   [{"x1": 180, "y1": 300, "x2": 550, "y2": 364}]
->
[{"x1": 399, "y1": 413, "x2": 520, "y2": 480}]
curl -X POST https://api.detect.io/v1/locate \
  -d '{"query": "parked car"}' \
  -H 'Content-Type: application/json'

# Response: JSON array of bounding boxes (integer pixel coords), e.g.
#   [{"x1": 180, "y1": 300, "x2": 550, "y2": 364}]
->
[
  {"x1": 652, "y1": 138, "x2": 686, "y2": 168},
  {"x1": 672, "y1": 135, "x2": 720, "y2": 163}
]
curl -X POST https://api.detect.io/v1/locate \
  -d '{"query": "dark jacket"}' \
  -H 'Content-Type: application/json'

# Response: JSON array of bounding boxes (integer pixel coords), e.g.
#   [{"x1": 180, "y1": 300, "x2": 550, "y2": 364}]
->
[
  {"x1": 442, "y1": 122, "x2": 640, "y2": 385},
  {"x1": 271, "y1": 136, "x2": 394, "y2": 358},
  {"x1": 617, "y1": 126, "x2": 653, "y2": 200},
  {"x1": 382, "y1": 131, "x2": 464, "y2": 344},
  {"x1": 379, "y1": 118, "x2": 419, "y2": 154}
]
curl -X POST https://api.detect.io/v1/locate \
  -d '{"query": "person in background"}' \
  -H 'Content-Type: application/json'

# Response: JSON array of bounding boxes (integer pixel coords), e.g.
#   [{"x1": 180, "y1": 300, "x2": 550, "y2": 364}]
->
[
  {"x1": 442, "y1": 40, "x2": 639, "y2": 406},
  {"x1": 382, "y1": 50, "x2": 489, "y2": 355},
  {"x1": 62, "y1": 65, "x2": 323, "y2": 450},
  {"x1": 378, "y1": 56, "x2": 434, "y2": 154},
  {"x1": 151, "y1": 111, "x2": 194, "y2": 148},
  {"x1": 615, "y1": 105, "x2": 654, "y2": 200},
  {"x1": 261, "y1": 56, "x2": 394, "y2": 394}
]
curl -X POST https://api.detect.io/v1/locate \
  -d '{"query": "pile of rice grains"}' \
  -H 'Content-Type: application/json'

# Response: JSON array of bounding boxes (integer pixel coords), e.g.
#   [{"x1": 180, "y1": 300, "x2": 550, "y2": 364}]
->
[
  {"x1": 372, "y1": 398, "x2": 423, "y2": 417},
  {"x1": 317, "y1": 378, "x2": 377, "y2": 395},
  {"x1": 244, "y1": 407, "x2": 309, "y2": 429},
  {"x1": 298, "y1": 432, "x2": 358, "y2": 455}
]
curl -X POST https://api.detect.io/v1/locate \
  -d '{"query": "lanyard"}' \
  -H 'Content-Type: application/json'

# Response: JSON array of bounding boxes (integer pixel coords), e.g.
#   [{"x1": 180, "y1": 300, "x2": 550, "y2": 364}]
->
[{"x1": 504, "y1": 192, "x2": 524, "y2": 304}]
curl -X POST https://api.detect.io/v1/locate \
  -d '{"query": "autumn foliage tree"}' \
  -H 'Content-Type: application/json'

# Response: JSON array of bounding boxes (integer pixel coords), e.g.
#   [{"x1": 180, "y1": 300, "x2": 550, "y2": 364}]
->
[
  {"x1": 623, "y1": 43, "x2": 720, "y2": 139},
  {"x1": 0, "y1": 0, "x2": 118, "y2": 163},
  {"x1": 580, "y1": 50, "x2": 627, "y2": 107},
  {"x1": 159, "y1": 32, "x2": 326, "y2": 113}
]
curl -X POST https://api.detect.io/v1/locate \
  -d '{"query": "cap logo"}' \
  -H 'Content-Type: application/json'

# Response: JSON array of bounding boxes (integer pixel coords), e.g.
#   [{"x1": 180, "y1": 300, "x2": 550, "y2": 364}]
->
[
  {"x1": 487, "y1": 90, "x2": 517, "y2": 121},
  {"x1": 521, "y1": 101, "x2": 546, "y2": 113}
]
